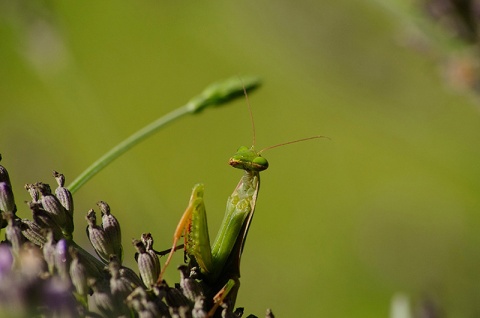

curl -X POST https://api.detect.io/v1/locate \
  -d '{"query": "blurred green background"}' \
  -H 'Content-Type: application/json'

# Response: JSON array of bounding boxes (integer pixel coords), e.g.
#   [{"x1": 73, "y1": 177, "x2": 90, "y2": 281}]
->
[{"x1": 2, "y1": 1, "x2": 480, "y2": 317}]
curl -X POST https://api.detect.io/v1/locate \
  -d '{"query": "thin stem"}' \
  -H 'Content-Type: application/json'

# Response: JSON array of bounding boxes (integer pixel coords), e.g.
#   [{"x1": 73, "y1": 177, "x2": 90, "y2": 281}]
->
[
  {"x1": 67, "y1": 76, "x2": 261, "y2": 194},
  {"x1": 67, "y1": 105, "x2": 192, "y2": 193}
]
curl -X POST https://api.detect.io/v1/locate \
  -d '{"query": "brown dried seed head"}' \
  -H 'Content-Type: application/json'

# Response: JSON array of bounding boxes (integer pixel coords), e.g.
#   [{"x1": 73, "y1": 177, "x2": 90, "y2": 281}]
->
[
  {"x1": 141, "y1": 233, "x2": 154, "y2": 249},
  {"x1": 97, "y1": 200, "x2": 110, "y2": 214},
  {"x1": 30, "y1": 202, "x2": 64, "y2": 241},
  {"x1": 55, "y1": 188, "x2": 74, "y2": 215},
  {"x1": 98, "y1": 201, "x2": 122, "y2": 261},
  {"x1": 51, "y1": 172, "x2": 75, "y2": 237},
  {"x1": 89, "y1": 278, "x2": 117, "y2": 317},
  {"x1": 36, "y1": 182, "x2": 52, "y2": 195},
  {"x1": 25, "y1": 184, "x2": 40, "y2": 202},
  {"x1": 118, "y1": 265, "x2": 144, "y2": 289},
  {"x1": 55, "y1": 183, "x2": 74, "y2": 214},
  {"x1": 142, "y1": 233, "x2": 160, "y2": 277},
  {"x1": 56, "y1": 188, "x2": 74, "y2": 237},
  {"x1": 193, "y1": 296, "x2": 208, "y2": 318},
  {"x1": 0, "y1": 158, "x2": 12, "y2": 187},
  {"x1": 178, "y1": 265, "x2": 203, "y2": 302},
  {"x1": 0, "y1": 182, "x2": 16, "y2": 213},
  {"x1": 266, "y1": 308, "x2": 275, "y2": 318},
  {"x1": 21, "y1": 219, "x2": 47, "y2": 246},
  {"x1": 133, "y1": 239, "x2": 159, "y2": 288},
  {"x1": 125, "y1": 287, "x2": 144, "y2": 313},
  {"x1": 71, "y1": 244, "x2": 104, "y2": 279},
  {"x1": 4, "y1": 212, "x2": 24, "y2": 253},
  {"x1": 86, "y1": 209, "x2": 97, "y2": 224},
  {"x1": 86, "y1": 209, "x2": 114, "y2": 263},
  {"x1": 108, "y1": 256, "x2": 135, "y2": 303},
  {"x1": 53, "y1": 171, "x2": 65, "y2": 187},
  {"x1": 39, "y1": 183, "x2": 67, "y2": 229},
  {"x1": 165, "y1": 285, "x2": 191, "y2": 308},
  {"x1": 69, "y1": 247, "x2": 89, "y2": 297}
]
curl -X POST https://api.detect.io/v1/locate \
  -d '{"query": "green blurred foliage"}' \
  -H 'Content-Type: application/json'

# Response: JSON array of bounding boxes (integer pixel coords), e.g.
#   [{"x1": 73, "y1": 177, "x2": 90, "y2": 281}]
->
[{"x1": 1, "y1": 1, "x2": 480, "y2": 317}]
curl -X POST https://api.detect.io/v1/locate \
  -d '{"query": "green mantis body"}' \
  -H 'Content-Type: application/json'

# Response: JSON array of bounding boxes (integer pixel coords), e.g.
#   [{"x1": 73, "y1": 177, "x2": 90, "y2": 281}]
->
[
  {"x1": 192, "y1": 146, "x2": 267, "y2": 281},
  {"x1": 157, "y1": 133, "x2": 323, "y2": 317},
  {"x1": 156, "y1": 85, "x2": 324, "y2": 316},
  {"x1": 158, "y1": 146, "x2": 269, "y2": 314}
]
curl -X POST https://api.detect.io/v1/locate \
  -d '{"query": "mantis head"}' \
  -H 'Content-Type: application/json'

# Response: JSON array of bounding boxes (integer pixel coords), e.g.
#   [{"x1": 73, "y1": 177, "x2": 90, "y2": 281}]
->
[{"x1": 229, "y1": 146, "x2": 269, "y2": 172}]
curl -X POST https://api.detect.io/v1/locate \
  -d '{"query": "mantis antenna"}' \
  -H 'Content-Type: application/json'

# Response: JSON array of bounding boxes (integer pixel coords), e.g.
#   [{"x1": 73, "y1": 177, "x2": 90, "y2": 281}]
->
[
  {"x1": 241, "y1": 81, "x2": 257, "y2": 148},
  {"x1": 259, "y1": 135, "x2": 330, "y2": 154},
  {"x1": 240, "y1": 78, "x2": 329, "y2": 153}
]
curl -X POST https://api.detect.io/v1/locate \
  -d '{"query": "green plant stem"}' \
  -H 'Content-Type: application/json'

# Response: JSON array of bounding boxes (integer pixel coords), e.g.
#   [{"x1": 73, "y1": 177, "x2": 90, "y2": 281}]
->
[
  {"x1": 67, "y1": 105, "x2": 191, "y2": 194},
  {"x1": 67, "y1": 76, "x2": 261, "y2": 194}
]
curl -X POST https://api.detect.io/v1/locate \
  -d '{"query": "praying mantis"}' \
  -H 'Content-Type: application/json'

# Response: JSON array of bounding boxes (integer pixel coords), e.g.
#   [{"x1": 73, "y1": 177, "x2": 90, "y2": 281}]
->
[{"x1": 157, "y1": 89, "x2": 325, "y2": 316}]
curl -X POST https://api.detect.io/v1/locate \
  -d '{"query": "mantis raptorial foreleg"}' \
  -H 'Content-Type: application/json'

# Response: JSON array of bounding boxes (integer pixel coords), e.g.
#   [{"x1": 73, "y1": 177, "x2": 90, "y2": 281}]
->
[{"x1": 160, "y1": 184, "x2": 213, "y2": 276}]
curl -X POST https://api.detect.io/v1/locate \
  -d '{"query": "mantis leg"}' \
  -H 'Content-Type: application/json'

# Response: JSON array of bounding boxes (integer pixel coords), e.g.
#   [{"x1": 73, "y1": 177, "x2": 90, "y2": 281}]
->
[{"x1": 207, "y1": 278, "x2": 239, "y2": 317}]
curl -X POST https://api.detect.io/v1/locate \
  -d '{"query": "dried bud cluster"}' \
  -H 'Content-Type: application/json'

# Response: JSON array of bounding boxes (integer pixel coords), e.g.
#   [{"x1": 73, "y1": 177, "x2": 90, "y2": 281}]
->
[{"x1": 0, "y1": 155, "x2": 273, "y2": 318}]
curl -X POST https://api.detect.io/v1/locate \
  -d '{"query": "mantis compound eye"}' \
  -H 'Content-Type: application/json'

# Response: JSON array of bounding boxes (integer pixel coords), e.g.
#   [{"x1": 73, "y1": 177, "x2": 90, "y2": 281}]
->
[{"x1": 252, "y1": 156, "x2": 268, "y2": 171}]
